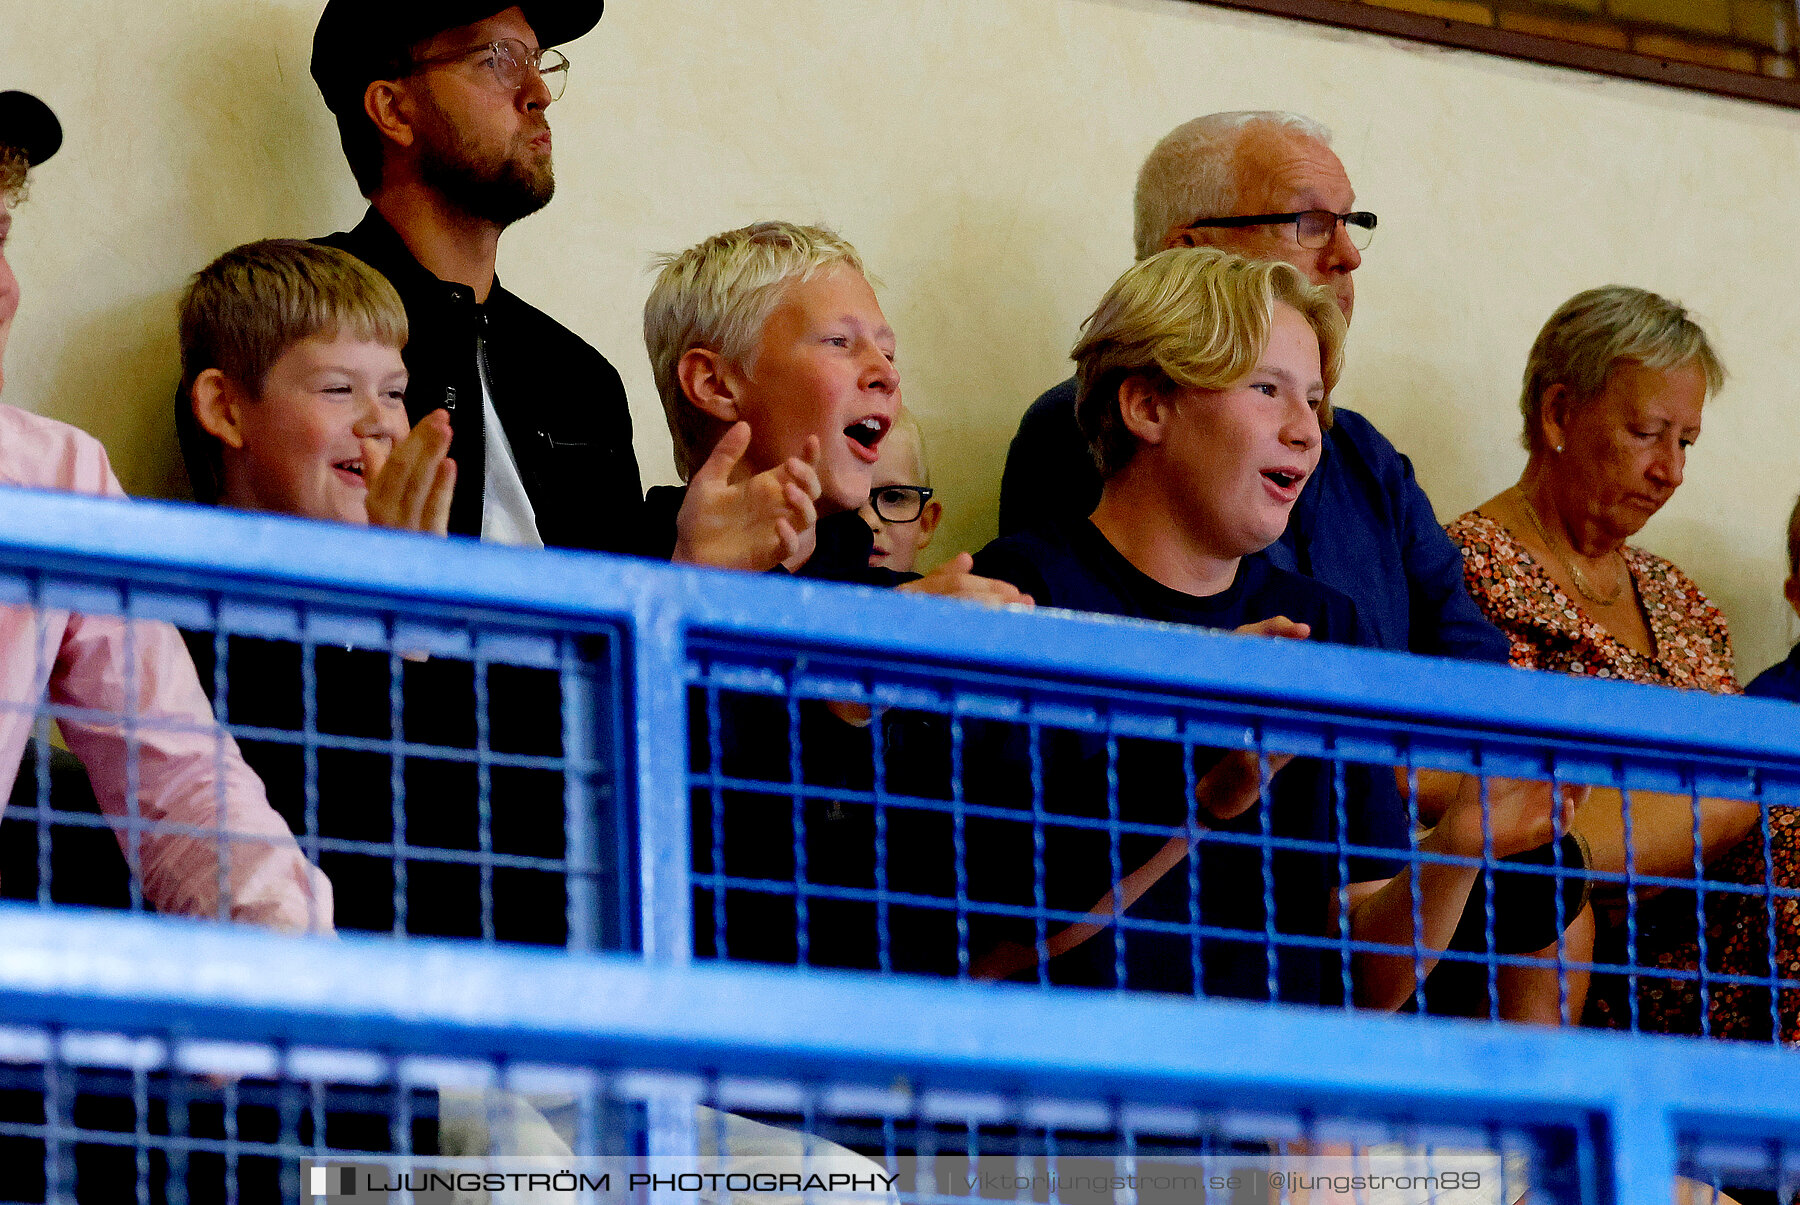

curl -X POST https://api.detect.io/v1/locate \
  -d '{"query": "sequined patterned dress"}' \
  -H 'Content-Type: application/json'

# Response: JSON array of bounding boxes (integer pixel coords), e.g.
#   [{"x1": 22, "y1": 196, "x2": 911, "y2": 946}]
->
[{"x1": 1447, "y1": 511, "x2": 1799, "y2": 1042}]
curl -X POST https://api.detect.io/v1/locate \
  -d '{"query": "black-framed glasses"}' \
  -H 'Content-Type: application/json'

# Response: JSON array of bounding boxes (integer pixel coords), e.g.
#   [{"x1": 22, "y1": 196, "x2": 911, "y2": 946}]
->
[
  {"x1": 1184, "y1": 209, "x2": 1377, "y2": 251},
  {"x1": 409, "y1": 38, "x2": 571, "y2": 102},
  {"x1": 868, "y1": 485, "x2": 933, "y2": 524}
]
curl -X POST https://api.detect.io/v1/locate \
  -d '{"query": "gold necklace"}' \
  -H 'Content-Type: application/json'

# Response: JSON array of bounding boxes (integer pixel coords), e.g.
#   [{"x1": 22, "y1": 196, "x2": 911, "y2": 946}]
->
[{"x1": 1513, "y1": 486, "x2": 1628, "y2": 607}]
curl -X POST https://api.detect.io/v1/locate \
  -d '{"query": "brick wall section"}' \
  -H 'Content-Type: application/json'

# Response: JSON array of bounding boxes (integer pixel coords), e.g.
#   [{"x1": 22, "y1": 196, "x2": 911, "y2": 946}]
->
[{"x1": 1351, "y1": 0, "x2": 1797, "y2": 74}]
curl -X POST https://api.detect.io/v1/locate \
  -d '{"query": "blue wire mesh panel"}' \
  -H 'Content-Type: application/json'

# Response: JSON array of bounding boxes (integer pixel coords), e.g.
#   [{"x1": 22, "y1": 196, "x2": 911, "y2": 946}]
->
[
  {"x1": 682, "y1": 627, "x2": 1800, "y2": 1044},
  {"x1": 14, "y1": 906, "x2": 1800, "y2": 1205},
  {"x1": 179, "y1": 615, "x2": 616, "y2": 948},
  {"x1": 0, "y1": 496, "x2": 632, "y2": 955},
  {"x1": 1681, "y1": 1126, "x2": 1800, "y2": 1203},
  {"x1": 0, "y1": 909, "x2": 1632, "y2": 1205},
  {"x1": 1, "y1": 491, "x2": 1799, "y2": 1204},
  {"x1": 0, "y1": 1031, "x2": 1571, "y2": 1204},
  {"x1": 0, "y1": 1050, "x2": 446, "y2": 1203}
]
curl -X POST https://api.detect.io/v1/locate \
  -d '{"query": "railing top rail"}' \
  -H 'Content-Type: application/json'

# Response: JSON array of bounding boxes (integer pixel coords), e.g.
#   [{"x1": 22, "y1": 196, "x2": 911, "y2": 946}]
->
[
  {"x1": 0, "y1": 486, "x2": 1795, "y2": 770},
  {"x1": 0, "y1": 904, "x2": 1792, "y2": 1137}
]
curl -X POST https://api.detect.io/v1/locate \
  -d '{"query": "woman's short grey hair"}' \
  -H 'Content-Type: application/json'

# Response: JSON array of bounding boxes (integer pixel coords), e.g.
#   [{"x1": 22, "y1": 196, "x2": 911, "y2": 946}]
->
[
  {"x1": 1519, "y1": 285, "x2": 1726, "y2": 455},
  {"x1": 1132, "y1": 111, "x2": 1332, "y2": 262}
]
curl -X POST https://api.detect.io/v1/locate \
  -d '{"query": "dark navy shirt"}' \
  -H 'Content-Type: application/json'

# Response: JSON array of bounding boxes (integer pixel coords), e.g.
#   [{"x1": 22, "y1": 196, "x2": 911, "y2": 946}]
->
[
  {"x1": 1747, "y1": 644, "x2": 1800, "y2": 703},
  {"x1": 651, "y1": 488, "x2": 930, "y2": 970},
  {"x1": 998, "y1": 378, "x2": 1511, "y2": 663},
  {"x1": 969, "y1": 520, "x2": 1409, "y2": 1005}
]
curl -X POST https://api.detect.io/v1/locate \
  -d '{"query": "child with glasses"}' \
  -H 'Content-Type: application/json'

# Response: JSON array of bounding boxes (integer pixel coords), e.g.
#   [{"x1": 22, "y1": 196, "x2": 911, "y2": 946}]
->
[{"x1": 858, "y1": 408, "x2": 941, "y2": 575}]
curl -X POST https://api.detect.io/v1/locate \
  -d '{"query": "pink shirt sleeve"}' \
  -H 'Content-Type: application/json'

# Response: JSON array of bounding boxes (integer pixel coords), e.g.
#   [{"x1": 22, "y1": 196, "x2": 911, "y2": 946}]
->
[
  {"x1": 0, "y1": 406, "x2": 333, "y2": 932},
  {"x1": 52, "y1": 612, "x2": 334, "y2": 932}
]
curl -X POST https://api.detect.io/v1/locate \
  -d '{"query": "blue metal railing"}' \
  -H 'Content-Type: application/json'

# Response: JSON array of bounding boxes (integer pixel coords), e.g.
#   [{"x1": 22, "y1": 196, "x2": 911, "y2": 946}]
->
[{"x1": 0, "y1": 485, "x2": 1797, "y2": 1202}]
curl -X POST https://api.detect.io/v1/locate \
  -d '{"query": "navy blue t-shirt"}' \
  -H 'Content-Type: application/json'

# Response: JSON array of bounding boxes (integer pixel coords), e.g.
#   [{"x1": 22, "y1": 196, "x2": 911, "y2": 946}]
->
[
  {"x1": 998, "y1": 378, "x2": 1511, "y2": 663},
  {"x1": 969, "y1": 520, "x2": 1409, "y2": 1005},
  {"x1": 658, "y1": 486, "x2": 931, "y2": 970},
  {"x1": 1747, "y1": 644, "x2": 1800, "y2": 703}
]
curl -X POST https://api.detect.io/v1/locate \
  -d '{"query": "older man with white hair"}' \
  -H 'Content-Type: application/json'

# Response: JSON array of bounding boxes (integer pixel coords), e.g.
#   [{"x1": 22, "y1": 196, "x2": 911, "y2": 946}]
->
[{"x1": 1001, "y1": 110, "x2": 1508, "y2": 664}]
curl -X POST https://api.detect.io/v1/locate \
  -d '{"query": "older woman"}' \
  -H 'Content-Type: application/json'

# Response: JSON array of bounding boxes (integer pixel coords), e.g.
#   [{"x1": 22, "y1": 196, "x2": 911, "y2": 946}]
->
[{"x1": 1448, "y1": 285, "x2": 1784, "y2": 1040}]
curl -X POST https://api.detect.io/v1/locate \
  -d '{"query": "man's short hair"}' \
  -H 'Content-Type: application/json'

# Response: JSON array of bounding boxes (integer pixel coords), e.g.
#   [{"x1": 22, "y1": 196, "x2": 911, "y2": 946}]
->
[
  {"x1": 644, "y1": 221, "x2": 867, "y2": 480},
  {"x1": 1072, "y1": 247, "x2": 1346, "y2": 481},
  {"x1": 336, "y1": 109, "x2": 392, "y2": 199},
  {"x1": 1132, "y1": 111, "x2": 1332, "y2": 262},
  {"x1": 323, "y1": 32, "x2": 434, "y2": 197},
  {"x1": 176, "y1": 239, "x2": 409, "y2": 503},
  {"x1": 0, "y1": 146, "x2": 27, "y2": 208},
  {"x1": 1519, "y1": 285, "x2": 1725, "y2": 456}
]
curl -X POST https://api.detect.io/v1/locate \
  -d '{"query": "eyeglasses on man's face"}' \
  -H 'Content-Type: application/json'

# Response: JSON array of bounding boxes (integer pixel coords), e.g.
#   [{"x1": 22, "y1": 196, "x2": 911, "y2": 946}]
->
[
  {"x1": 408, "y1": 38, "x2": 570, "y2": 102},
  {"x1": 868, "y1": 485, "x2": 933, "y2": 524},
  {"x1": 1184, "y1": 209, "x2": 1377, "y2": 252}
]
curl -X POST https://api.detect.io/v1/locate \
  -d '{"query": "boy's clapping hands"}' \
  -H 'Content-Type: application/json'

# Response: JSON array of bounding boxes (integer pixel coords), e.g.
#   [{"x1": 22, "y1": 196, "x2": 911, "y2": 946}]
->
[
  {"x1": 364, "y1": 409, "x2": 457, "y2": 536},
  {"x1": 673, "y1": 422, "x2": 824, "y2": 571}
]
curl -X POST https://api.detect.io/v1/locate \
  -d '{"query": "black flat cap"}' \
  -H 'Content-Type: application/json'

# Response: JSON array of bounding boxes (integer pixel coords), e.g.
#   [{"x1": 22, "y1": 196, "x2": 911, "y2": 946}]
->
[
  {"x1": 0, "y1": 91, "x2": 63, "y2": 166},
  {"x1": 311, "y1": 0, "x2": 603, "y2": 115}
]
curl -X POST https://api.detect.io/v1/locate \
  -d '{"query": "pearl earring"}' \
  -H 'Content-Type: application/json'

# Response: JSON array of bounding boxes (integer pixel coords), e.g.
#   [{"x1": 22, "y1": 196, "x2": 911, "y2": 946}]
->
[{"x1": 1554, "y1": 444, "x2": 1564, "y2": 453}]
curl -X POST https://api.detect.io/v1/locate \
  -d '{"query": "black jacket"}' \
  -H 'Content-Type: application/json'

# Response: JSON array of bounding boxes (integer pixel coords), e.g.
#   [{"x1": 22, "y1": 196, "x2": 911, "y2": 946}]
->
[{"x1": 317, "y1": 210, "x2": 643, "y2": 553}]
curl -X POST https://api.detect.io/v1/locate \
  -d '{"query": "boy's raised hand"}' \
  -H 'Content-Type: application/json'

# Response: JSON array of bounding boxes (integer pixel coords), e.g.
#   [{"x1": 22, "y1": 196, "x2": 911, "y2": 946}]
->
[
  {"x1": 364, "y1": 409, "x2": 456, "y2": 536},
  {"x1": 1198, "y1": 614, "x2": 1316, "y2": 806},
  {"x1": 1234, "y1": 615, "x2": 1311, "y2": 641},
  {"x1": 896, "y1": 552, "x2": 1034, "y2": 608},
  {"x1": 673, "y1": 422, "x2": 822, "y2": 571}
]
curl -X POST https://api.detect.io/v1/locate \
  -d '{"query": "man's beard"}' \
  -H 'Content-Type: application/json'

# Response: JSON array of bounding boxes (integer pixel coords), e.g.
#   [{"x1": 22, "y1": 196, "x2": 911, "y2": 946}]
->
[{"x1": 416, "y1": 118, "x2": 555, "y2": 228}]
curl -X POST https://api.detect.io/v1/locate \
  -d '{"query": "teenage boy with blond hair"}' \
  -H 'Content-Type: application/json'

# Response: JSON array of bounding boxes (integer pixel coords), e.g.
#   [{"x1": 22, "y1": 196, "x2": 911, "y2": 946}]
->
[
  {"x1": 642, "y1": 221, "x2": 1026, "y2": 972},
  {"x1": 642, "y1": 220, "x2": 1023, "y2": 602},
  {"x1": 973, "y1": 248, "x2": 1567, "y2": 1007}
]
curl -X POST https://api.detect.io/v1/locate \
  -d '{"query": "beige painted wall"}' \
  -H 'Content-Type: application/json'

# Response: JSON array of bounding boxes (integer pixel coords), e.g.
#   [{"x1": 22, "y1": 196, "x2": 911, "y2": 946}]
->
[{"x1": 5, "y1": 0, "x2": 1800, "y2": 676}]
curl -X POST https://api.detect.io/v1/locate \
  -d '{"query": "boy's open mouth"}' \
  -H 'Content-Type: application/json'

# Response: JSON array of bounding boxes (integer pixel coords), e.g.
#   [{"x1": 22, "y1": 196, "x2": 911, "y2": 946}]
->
[
  {"x1": 332, "y1": 458, "x2": 367, "y2": 484},
  {"x1": 844, "y1": 415, "x2": 891, "y2": 464},
  {"x1": 1260, "y1": 467, "x2": 1306, "y2": 501}
]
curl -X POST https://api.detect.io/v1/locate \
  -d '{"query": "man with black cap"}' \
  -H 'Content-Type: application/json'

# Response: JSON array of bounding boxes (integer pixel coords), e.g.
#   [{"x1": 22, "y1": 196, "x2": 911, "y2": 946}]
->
[{"x1": 309, "y1": 0, "x2": 641, "y2": 553}]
